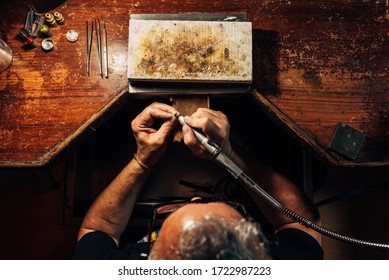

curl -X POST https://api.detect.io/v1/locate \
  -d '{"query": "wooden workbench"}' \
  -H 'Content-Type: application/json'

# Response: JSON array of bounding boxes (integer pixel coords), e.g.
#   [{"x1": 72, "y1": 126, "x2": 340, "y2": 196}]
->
[{"x1": 0, "y1": 0, "x2": 388, "y2": 167}]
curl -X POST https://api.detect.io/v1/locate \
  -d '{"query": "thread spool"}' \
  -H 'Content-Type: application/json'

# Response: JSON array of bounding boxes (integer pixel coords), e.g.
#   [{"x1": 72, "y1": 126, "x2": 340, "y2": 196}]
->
[
  {"x1": 54, "y1": 12, "x2": 65, "y2": 25},
  {"x1": 39, "y1": 24, "x2": 52, "y2": 38},
  {"x1": 45, "y1": 13, "x2": 58, "y2": 27}
]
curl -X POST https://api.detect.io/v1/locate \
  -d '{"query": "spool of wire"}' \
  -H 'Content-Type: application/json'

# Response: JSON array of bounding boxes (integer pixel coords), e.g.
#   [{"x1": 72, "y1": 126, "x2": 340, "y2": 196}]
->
[
  {"x1": 45, "y1": 13, "x2": 58, "y2": 27},
  {"x1": 54, "y1": 12, "x2": 65, "y2": 25}
]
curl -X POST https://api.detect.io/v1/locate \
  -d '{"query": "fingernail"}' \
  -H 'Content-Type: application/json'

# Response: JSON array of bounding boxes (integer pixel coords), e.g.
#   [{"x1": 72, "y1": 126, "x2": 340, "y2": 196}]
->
[{"x1": 184, "y1": 116, "x2": 192, "y2": 122}]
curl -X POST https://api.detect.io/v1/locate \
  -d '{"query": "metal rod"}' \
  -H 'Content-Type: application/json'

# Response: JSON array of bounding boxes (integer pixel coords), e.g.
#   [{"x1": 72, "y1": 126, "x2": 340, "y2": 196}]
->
[
  {"x1": 103, "y1": 20, "x2": 109, "y2": 79},
  {"x1": 86, "y1": 21, "x2": 89, "y2": 75},
  {"x1": 95, "y1": 18, "x2": 103, "y2": 78},
  {"x1": 87, "y1": 20, "x2": 94, "y2": 75}
]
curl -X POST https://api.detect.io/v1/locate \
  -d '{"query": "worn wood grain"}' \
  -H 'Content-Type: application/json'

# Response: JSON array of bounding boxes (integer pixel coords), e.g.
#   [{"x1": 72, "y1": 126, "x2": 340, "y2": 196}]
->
[
  {"x1": 171, "y1": 96, "x2": 210, "y2": 142},
  {"x1": 0, "y1": 0, "x2": 388, "y2": 167},
  {"x1": 250, "y1": 1, "x2": 389, "y2": 166}
]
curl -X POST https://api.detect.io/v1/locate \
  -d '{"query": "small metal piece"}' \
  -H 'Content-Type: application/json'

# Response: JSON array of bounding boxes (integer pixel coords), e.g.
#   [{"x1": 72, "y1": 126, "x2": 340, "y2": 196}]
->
[
  {"x1": 103, "y1": 20, "x2": 109, "y2": 78},
  {"x1": 24, "y1": 9, "x2": 44, "y2": 37},
  {"x1": 86, "y1": 21, "x2": 89, "y2": 74},
  {"x1": 25, "y1": 9, "x2": 33, "y2": 33},
  {"x1": 328, "y1": 122, "x2": 366, "y2": 160},
  {"x1": 66, "y1": 30, "x2": 79, "y2": 42},
  {"x1": 222, "y1": 16, "x2": 239, "y2": 21},
  {"x1": 87, "y1": 20, "x2": 94, "y2": 76},
  {"x1": 18, "y1": 28, "x2": 30, "y2": 42},
  {"x1": 45, "y1": 13, "x2": 58, "y2": 27},
  {"x1": 95, "y1": 18, "x2": 103, "y2": 77},
  {"x1": 53, "y1": 12, "x2": 65, "y2": 25},
  {"x1": 41, "y1": 38, "x2": 55, "y2": 51}
]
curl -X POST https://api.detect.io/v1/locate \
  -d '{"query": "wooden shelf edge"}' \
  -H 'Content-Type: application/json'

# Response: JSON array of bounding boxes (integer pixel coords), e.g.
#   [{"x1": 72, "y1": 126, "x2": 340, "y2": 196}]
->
[{"x1": 250, "y1": 90, "x2": 389, "y2": 167}]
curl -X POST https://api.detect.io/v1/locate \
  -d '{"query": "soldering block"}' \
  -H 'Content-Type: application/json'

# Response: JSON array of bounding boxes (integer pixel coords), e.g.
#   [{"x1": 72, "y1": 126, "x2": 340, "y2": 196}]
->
[
  {"x1": 328, "y1": 123, "x2": 366, "y2": 160},
  {"x1": 128, "y1": 17, "x2": 252, "y2": 84}
]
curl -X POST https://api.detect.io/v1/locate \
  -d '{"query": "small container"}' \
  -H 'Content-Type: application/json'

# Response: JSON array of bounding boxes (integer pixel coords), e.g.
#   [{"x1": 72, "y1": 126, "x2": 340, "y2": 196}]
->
[
  {"x1": 0, "y1": 39, "x2": 13, "y2": 72},
  {"x1": 66, "y1": 30, "x2": 79, "y2": 42},
  {"x1": 41, "y1": 38, "x2": 55, "y2": 52}
]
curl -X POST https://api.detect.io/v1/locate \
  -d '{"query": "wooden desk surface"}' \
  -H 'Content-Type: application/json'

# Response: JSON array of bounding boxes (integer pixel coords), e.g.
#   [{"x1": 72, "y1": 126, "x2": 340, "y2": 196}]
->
[{"x1": 0, "y1": 0, "x2": 388, "y2": 167}]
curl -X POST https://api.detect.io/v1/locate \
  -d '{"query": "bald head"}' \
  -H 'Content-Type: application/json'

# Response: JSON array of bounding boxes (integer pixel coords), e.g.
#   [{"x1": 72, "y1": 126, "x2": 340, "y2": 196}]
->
[{"x1": 148, "y1": 202, "x2": 267, "y2": 260}]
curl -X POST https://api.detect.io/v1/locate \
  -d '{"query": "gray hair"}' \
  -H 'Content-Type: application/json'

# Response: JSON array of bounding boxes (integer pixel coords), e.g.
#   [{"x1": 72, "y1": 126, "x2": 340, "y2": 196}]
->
[{"x1": 176, "y1": 215, "x2": 267, "y2": 260}]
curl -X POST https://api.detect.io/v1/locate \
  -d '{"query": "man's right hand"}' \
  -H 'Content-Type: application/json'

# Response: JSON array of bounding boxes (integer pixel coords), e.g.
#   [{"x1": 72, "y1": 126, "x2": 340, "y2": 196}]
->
[{"x1": 182, "y1": 108, "x2": 233, "y2": 160}]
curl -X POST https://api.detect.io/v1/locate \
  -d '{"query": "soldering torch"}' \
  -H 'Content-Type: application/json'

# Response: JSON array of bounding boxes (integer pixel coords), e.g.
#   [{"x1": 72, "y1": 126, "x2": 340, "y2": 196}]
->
[
  {"x1": 174, "y1": 112, "x2": 243, "y2": 179},
  {"x1": 173, "y1": 111, "x2": 389, "y2": 250}
]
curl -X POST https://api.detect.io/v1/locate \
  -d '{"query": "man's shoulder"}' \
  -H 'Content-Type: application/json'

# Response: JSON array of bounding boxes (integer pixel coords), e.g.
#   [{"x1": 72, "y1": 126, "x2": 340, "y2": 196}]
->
[
  {"x1": 268, "y1": 228, "x2": 324, "y2": 260},
  {"x1": 73, "y1": 231, "x2": 147, "y2": 260}
]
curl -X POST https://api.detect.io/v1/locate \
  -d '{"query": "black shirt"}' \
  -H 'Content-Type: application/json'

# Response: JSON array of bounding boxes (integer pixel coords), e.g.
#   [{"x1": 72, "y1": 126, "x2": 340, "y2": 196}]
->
[{"x1": 74, "y1": 228, "x2": 323, "y2": 260}]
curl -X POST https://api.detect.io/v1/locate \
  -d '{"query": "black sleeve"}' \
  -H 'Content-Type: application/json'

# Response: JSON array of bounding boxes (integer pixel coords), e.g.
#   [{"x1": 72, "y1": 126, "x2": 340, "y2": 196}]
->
[
  {"x1": 267, "y1": 228, "x2": 324, "y2": 260},
  {"x1": 73, "y1": 231, "x2": 117, "y2": 259},
  {"x1": 73, "y1": 231, "x2": 147, "y2": 260}
]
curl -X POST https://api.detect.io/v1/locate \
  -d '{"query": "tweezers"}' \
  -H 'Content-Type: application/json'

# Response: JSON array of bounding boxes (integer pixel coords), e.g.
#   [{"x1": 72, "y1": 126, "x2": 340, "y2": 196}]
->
[
  {"x1": 95, "y1": 18, "x2": 103, "y2": 78},
  {"x1": 103, "y1": 20, "x2": 109, "y2": 78},
  {"x1": 87, "y1": 20, "x2": 94, "y2": 75}
]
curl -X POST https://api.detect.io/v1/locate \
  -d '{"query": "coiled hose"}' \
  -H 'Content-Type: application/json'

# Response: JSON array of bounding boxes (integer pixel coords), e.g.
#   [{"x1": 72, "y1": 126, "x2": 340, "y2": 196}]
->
[
  {"x1": 238, "y1": 172, "x2": 389, "y2": 250},
  {"x1": 175, "y1": 112, "x2": 389, "y2": 250}
]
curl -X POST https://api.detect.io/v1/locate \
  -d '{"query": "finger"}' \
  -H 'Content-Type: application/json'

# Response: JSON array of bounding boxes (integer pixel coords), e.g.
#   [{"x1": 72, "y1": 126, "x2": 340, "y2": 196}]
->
[
  {"x1": 184, "y1": 115, "x2": 224, "y2": 145},
  {"x1": 153, "y1": 118, "x2": 177, "y2": 142},
  {"x1": 182, "y1": 124, "x2": 203, "y2": 154},
  {"x1": 133, "y1": 104, "x2": 176, "y2": 131},
  {"x1": 187, "y1": 108, "x2": 227, "y2": 130},
  {"x1": 190, "y1": 108, "x2": 223, "y2": 125},
  {"x1": 149, "y1": 102, "x2": 178, "y2": 117},
  {"x1": 182, "y1": 123, "x2": 217, "y2": 160}
]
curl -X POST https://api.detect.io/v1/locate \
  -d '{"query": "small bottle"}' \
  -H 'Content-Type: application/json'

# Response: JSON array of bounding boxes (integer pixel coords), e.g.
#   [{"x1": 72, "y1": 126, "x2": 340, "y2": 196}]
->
[
  {"x1": 45, "y1": 13, "x2": 58, "y2": 27},
  {"x1": 54, "y1": 12, "x2": 65, "y2": 25}
]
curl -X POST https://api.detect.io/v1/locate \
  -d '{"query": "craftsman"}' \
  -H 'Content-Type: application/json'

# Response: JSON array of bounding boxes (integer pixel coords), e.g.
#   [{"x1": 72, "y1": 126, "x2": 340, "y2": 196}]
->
[{"x1": 74, "y1": 102, "x2": 323, "y2": 260}]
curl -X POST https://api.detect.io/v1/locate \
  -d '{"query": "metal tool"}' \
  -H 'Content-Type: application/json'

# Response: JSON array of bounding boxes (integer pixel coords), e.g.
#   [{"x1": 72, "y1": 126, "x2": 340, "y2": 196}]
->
[
  {"x1": 20, "y1": 8, "x2": 44, "y2": 39},
  {"x1": 174, "y1": 112, "x2": 240, "y2": 177},
  {"x1": 87, "y1": 20, "x2": 94, "y2": 75},
  {"x1": 103, "y1": 20, "x2": 109, "y2": 78},
  {"x1": 174, "y1": 112, "x2": 389, "y2": 250},
  {"x1": 86, "y1": 21, "x2": 89, "y2": 74},
  {"x1": 95, "y1": 18, "x2": 103, "y2": 78}
]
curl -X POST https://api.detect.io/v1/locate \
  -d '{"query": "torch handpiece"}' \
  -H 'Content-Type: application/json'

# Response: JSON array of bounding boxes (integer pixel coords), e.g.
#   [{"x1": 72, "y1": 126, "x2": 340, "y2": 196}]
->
[{"x1": 174, "y1": 112, "x2": 243, "y2": 178}]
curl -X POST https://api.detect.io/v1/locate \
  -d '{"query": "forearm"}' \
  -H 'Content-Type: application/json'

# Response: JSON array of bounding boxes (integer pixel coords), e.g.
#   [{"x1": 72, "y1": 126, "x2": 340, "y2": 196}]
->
[
  {"x1": 229, "y1": 147, "x2": 320, "y2": 229},
  {"x1": 78, "y1": 158, "x2": 150, "y2": 245}
]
